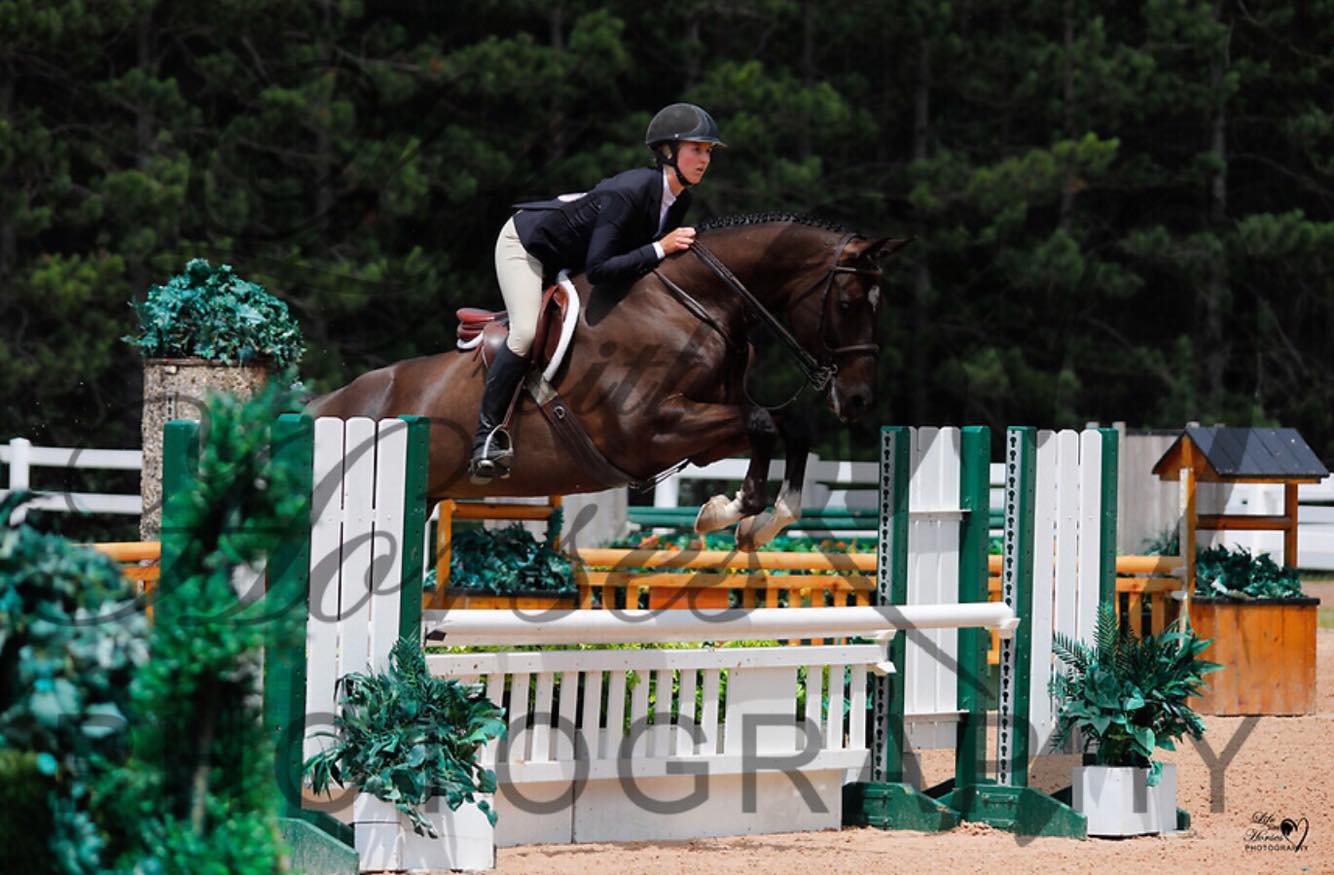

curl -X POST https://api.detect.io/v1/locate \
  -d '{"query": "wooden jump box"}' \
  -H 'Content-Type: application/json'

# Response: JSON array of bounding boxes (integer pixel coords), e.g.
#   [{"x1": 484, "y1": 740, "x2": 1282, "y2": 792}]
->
[
  {"x1": 1155, "y1": 427, "x2": 1326, "y2": 717},
  {"x1": 1188, "y1": 596, "x2": 1319, "y2": 716}
]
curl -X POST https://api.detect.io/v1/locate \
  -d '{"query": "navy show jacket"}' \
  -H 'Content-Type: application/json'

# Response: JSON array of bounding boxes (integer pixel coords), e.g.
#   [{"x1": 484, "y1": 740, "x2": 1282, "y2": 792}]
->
[{"x1": 512, "y1": 166, "x2": 692, "y2": 287}]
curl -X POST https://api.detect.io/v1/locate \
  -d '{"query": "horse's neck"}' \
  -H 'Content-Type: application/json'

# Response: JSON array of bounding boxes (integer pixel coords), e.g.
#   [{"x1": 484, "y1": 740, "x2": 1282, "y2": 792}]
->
[{"x1": 689, "y1": 231, "x2": 816, "y2": 313}]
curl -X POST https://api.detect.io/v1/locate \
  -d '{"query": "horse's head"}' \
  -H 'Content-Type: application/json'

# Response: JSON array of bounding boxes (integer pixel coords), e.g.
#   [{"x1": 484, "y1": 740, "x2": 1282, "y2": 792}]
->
[
  {"x1": 787, "y1": 230, "x2": 912, "y2": 422},
  {"x1": 688, "y1": 215, "x2": 911, "y2": 422}
]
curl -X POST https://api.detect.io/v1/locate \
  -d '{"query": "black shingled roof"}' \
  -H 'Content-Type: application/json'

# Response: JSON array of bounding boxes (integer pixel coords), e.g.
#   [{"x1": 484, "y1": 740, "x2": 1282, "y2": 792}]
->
[{"x1": 1152, "y1": 427, "x2": 1328, "y2": 479}]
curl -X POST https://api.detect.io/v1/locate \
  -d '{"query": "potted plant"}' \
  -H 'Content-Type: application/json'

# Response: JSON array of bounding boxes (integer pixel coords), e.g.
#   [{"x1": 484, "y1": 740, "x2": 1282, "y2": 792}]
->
[
  {"x1": 1188, "y1": 544, "x2": 1320, "y2": 715},
  {"x1": 305, "y1": 637, "x2": 506, "y2": 871},
  {"x1": 124, "y1": 258, "x2": 305, "y2": 539},
  {"x1": 431, "y1": 522, "x2": 579, "y2": 610},
  {"x1": 1049, "y1": 606, "x2": 1220, "y2": 837}
]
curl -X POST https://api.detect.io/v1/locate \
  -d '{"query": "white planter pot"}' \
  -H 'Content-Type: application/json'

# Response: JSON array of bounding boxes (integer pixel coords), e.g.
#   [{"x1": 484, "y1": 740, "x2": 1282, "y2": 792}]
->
[
  {"x1": 354, "y1": 793, "x2": 495, "y2": 871},
  {"x1": 1073, "y1": 764, "x2": 1177, "y2": 837}
]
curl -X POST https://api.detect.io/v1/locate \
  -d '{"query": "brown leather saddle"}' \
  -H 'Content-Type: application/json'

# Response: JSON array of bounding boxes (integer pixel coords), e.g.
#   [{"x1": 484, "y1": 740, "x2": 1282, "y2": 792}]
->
[
  {"x1": 456, "y1": 284, "x2": 572, "y2": 369},
  {"x1": 453, "y1": 281, "x2": 640, "y2": 490}
]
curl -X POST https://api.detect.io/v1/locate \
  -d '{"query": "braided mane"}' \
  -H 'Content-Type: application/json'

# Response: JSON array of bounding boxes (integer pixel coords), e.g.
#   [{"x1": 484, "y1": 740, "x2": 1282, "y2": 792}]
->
[{"x1": 698, "y1": 212, "x2": 850, "y2": 233}]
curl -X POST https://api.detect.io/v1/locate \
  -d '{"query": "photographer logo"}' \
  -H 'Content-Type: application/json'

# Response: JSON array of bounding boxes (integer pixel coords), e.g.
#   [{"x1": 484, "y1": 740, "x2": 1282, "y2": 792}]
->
[{"x1": 1245, "y1": 811, "x2": 1309, "y2": 853}]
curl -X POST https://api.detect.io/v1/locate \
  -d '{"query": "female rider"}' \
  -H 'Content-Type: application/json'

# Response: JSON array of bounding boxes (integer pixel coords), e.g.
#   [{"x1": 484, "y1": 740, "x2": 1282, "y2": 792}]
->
[{"x1": 469, "y1": 103, "x2": 725, "y2": 483}]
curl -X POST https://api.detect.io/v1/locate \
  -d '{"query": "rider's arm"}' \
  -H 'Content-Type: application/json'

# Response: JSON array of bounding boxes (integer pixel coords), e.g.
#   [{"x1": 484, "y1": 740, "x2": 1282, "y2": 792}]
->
[{"x1": 584, "y1": 191, "x2": 662, "y2": 287}]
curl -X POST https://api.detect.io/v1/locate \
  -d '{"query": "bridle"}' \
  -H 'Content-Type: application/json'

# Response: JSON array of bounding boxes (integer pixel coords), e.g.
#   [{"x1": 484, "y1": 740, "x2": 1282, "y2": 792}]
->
[{"x1": 686, "y1": 232, "x2": 881, "y2": 405}]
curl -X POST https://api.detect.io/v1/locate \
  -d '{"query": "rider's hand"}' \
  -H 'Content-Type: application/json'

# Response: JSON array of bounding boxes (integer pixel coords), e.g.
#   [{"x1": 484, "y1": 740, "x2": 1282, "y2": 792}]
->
[{"x1": 659, "y1": 226, "x2": 696, "y2": 255}]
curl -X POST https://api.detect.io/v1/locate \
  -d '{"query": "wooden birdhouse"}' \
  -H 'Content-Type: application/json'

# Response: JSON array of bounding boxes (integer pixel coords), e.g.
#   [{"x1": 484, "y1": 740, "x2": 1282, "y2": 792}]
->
[{"x1": 1153, "y1": 427, "x2": 1327, "y2": 592}]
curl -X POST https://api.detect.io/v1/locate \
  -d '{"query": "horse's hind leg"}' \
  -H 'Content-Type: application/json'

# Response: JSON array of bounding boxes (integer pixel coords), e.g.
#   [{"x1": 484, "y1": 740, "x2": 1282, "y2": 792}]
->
[
  {"x1": 734, "y1": 412, "x2": 812, "y2": 551},
  {"x1": 694, "y1": 406, "x2": 777, "y2": 536}
]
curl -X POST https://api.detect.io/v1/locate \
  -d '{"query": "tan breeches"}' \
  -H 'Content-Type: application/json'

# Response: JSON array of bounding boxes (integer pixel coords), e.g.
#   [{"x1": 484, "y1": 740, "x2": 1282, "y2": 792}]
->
[{"x1": 494, "y1": 216, "x2": 545, "y2": 356}]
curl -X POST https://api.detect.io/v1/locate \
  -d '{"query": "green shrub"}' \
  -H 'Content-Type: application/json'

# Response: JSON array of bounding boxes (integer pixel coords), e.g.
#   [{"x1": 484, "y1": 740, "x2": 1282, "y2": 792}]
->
[
  {"x1": 305, "y1": 637, "x2": 505, "y2": 836},
  {"x1": 1050, "y1": 606, "x2": 1220, "y2": 784},
  {"x1": 124, "y1": 258, "x2": 304, "y2": 368},
  {"x1": 0, "y1": 749, "x2": 56, "y2": 875},
  {"x1": 97, "y1": 379, "x2": 309, "y2": 875},
  {"x1": 1141, "y1": 528, "x2": 1180, "y2": 556},
  {"x1": 0, "y1": 493, "x2": 148, "y2": 873}
]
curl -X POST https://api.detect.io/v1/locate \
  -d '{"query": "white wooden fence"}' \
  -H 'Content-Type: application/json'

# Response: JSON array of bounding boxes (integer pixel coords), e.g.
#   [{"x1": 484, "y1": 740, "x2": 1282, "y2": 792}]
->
[{"x1": 0, "y1": 438, "x2": 141, "y2": 519}]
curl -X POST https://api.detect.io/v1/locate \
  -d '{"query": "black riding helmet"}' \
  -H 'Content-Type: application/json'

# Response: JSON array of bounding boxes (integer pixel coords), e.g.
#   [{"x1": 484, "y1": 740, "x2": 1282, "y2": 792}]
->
[{"x1": 645, "y1": 103, "x2": 724, "y2": 187}]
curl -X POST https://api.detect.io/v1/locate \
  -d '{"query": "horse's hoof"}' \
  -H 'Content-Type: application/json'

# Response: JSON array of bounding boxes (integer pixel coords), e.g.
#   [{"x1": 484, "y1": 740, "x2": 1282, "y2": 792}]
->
[
  {"x1": 695, "y1": 494, "x2": 738, "y2": 534},
  {"x1": 735, "y1": 514, "x2": 771, "y2": 552}
]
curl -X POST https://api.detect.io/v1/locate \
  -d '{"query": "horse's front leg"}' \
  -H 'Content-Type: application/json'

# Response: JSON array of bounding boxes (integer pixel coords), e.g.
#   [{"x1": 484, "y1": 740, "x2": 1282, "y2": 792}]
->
[
  {"x1": 734, "y1": 411, "x2": 812, "y2": 551},
  {"x1": 694, "y1": 405, "x2": 778, "y2": 537}
]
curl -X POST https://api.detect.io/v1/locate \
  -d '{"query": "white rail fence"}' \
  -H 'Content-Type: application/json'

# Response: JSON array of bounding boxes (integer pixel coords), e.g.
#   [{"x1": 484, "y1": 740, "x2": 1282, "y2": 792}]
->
[{"x1": 0, "y1": 438, "x2": 141, "y2": 519}]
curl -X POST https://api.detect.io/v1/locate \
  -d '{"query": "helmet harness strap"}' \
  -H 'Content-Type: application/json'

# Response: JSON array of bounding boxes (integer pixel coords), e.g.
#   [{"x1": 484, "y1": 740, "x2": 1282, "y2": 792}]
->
[{"x1": 660, "y1": 142, "x2": 693, "y2": 188}]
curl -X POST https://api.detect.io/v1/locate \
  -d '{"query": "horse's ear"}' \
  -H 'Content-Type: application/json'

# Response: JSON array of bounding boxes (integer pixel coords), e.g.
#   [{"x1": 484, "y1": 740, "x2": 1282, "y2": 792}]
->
[{"x1": 855, "y1": 236, "x2": 915, "y2": 263}]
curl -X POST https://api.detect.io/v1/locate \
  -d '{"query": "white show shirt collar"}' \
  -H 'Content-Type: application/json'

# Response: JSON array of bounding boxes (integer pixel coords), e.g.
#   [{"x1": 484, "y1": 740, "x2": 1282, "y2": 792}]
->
[{"x1": 658, "y1": 169, "x2": 678, "y2": 233}]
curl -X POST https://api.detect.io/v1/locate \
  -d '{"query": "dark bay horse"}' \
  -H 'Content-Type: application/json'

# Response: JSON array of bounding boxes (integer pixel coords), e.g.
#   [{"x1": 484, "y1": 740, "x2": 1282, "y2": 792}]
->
[{"x1": 309, "y1": 213, "x2": 908, "y2": 549}]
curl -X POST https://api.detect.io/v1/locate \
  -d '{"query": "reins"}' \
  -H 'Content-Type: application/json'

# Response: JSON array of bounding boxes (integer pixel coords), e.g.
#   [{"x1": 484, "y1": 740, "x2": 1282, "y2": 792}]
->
[
  {"x1": 679, "y1": 234, "x2": 880, "y2": 410},
  {"x1": 688, "y1": 242, "x2": 838, "y2": 396}
]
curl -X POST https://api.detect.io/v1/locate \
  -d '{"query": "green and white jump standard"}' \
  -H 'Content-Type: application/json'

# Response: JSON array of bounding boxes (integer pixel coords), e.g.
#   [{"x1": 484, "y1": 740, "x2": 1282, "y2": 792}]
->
[{"x1": 845, "y1": 426, "x2": 1121, "y2": 838}]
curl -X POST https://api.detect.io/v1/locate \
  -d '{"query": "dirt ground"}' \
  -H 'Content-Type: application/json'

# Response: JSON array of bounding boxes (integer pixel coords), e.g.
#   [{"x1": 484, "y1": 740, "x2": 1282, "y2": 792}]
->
[{"x1": 494, "y1": 590, "x2": 1334, "y2": 875}]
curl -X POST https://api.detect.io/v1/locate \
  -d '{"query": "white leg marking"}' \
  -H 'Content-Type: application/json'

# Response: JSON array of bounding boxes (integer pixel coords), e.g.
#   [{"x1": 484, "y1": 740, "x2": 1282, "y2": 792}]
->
[
  {"x1": 695, "y1": 490, "x2": 746, "y2": 534},
  {"x1": 742, "y1": 488, "x2": 802, "y2": 549}
]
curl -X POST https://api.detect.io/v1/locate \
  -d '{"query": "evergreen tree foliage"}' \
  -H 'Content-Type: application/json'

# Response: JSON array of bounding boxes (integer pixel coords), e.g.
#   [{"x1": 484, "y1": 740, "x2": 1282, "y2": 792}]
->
[{"x1": 4, "y1": 1, "x2": 1333, "y2": 460}]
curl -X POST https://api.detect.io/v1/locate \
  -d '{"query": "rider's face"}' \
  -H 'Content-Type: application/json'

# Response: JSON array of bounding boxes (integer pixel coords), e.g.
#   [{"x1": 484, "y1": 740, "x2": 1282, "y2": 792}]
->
[{"x1": 675, "y1": 140, "x2": 714, "y2": 185}]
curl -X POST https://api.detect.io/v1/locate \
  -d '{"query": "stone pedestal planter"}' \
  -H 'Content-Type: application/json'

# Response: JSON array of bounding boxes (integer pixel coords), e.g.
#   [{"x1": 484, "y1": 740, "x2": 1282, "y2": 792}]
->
[
  {"x1": 140, "y1": 358, "x2": 268, "y2": 539},
  {"x1": 353, "y1": 793, "x2": 494, "y2": 871},
  {"x1": 1073, "y1": 764, "x2": 1177, "y2": 837}
]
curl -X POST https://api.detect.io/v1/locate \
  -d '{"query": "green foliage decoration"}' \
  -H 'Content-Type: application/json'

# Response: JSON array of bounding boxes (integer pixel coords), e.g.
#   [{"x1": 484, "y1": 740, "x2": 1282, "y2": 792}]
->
[
  {"x1": 94, "y1": 379, "x2": 310, "y2": 875},
  {"x1": 447, "y1": 524, "x2": 575, "y2": 595},
  {"x1": 124, "y1": 258, "x2": 305, "y2": 368},
  {"x1": 1049, "y1": 606, "x2": 1220, "y2": 785},
  {"x1": 0, "y1": 492, "x2": 149, "y2": 875},
  {"x1": 1141, "y1": 528, "x2": 1181, "y2": 557},
  {"x1": 304, "y1": 637, "x2": 505, "y2": 836},
  {"x1": 1195, "y1": 544, "x2": 1307, "y2": 600}
]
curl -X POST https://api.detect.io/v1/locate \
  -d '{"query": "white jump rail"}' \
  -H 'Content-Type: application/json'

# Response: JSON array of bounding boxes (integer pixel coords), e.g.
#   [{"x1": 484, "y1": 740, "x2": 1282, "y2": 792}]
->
[{"x1": 423, "y1": 604, "x2": 1018, "y2": 646}]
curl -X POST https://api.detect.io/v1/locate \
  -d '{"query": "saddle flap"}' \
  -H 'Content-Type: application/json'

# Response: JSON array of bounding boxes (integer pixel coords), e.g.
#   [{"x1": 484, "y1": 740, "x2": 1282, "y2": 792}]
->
[{"x1": 532, "y1": 284, "x2": 569, "y2": 364}]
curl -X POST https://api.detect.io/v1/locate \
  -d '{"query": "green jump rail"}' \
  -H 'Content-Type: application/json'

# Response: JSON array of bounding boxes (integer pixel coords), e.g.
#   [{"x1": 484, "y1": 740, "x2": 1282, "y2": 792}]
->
[{"x1": 628, "y1": 505, "x2": 1006, "y2": 531}]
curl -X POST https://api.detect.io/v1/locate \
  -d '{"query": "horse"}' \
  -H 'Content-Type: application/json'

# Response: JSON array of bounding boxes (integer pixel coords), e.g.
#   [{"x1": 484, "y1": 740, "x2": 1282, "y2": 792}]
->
[{"x1": 307, "y1": 213, "x2": 909, "y2": 550}]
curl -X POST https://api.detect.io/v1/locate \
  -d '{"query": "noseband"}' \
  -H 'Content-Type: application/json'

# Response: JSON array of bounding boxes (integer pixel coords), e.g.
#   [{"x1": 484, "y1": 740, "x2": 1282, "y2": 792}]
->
[{"x1": 689, "y1": 232, "x2": 880, "y2": 400}]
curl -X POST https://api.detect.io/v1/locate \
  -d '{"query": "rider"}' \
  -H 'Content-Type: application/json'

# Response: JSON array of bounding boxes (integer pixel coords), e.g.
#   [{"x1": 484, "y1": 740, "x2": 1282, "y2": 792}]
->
[{"x1": 468, "y1": 102, "x2": 725, "y2": 483}]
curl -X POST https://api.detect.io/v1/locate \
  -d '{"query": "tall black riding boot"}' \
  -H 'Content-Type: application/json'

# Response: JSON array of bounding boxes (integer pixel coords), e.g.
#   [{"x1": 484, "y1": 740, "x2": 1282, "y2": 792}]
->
[{"x1": 468, "y1": 344, "x2": 529, "y2": 483}]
